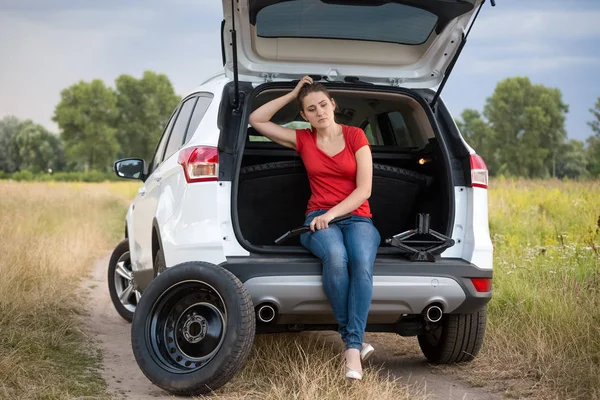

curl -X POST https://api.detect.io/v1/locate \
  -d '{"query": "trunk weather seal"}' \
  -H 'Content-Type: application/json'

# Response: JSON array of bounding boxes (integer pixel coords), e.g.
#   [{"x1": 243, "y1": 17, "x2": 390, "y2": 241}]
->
[{"x1": 230, "y1": 82, "x2": 456, "y2": 255}]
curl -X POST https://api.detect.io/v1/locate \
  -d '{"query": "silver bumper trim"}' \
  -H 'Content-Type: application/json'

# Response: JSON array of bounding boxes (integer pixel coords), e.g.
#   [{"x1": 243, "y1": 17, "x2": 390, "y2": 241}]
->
[{"x1": 244, "y1": 275, "x2": 466, "y2": 324}]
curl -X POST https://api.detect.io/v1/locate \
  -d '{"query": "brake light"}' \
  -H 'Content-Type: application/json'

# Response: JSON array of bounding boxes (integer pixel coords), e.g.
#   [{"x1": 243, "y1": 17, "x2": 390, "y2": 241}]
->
[
  {"x1": 177, "y1": 146, "x2": 218, "y2": 183},
  {"x1": 470, "y1": 278, "x2": 492, "y2": 292},
  {"x1": 470, "y1": 154, "x2": 488, "y2": 189}
]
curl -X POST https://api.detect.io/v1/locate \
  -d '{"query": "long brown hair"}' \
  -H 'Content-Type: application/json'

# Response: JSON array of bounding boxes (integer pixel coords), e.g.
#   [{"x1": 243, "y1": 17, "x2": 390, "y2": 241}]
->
[{"x1": 297, "y1": 82, "x2": 333, "y2": 111}]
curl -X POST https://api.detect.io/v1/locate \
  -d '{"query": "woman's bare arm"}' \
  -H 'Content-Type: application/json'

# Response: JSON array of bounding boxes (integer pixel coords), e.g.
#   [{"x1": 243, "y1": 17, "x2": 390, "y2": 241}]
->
[{"x1": 248, "y1": 76, "x2": 313, "y2": 149}]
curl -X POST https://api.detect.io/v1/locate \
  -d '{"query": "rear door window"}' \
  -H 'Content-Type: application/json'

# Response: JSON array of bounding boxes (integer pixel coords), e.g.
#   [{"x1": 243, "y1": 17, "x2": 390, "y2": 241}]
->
[{"x1": 149, "y1": 112, "x2": 177, "y2": 173}]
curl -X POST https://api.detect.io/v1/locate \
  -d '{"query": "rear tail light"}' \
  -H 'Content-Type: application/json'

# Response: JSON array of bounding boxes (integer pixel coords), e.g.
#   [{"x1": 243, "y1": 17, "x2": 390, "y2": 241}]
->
[
  {"x1": 470, "y1": 278, "x2": 492, "y2": 292},
  {"x1": 177, "y1": 146, "x2": 218, "y2": 183},
  {"x1": 470, "y1": 154, "x2": 488, "y2": 189}
]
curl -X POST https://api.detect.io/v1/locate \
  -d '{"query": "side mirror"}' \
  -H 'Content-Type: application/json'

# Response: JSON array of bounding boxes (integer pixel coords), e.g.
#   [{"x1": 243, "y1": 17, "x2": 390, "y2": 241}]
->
[{"x1": 114, "y1": 158, "x2": 146, "y2": 181}]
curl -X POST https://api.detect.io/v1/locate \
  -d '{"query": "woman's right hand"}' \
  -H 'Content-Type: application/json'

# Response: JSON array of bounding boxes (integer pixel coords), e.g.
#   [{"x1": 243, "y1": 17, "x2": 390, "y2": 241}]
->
[{"x1": 291, "y1": 75, "x2": 313, "y2": 97}]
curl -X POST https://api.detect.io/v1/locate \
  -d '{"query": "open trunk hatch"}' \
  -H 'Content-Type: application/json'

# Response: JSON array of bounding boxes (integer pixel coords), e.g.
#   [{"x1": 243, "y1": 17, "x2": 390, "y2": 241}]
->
[{"x1": 221, "y1": 0, "x2": 487, "y2": 88}]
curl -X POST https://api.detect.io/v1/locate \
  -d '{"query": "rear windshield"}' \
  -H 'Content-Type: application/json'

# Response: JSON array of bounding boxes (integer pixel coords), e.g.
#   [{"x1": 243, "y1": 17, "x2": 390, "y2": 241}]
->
[{"x1": 255, "y1": 0, "x2": 438, "y2": 45}]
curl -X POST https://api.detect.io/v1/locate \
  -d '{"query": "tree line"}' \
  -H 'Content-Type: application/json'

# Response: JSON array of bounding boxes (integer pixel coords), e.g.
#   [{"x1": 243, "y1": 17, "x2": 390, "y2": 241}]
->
[
  {"x1": 0, "y1": 70, "x2": 180, "y2": 175},
  {"x1": 456, "y1": 77, "x2": 600, "y2": 179},
  {"x1": 0, "y1": 74, "x2": 599, "y2": 179}
]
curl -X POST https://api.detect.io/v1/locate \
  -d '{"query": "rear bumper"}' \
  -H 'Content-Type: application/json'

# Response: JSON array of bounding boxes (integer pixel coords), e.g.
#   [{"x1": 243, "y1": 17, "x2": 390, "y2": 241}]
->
[{"x1": 221, "y1": 256, "x2": 492, "y2": 324}]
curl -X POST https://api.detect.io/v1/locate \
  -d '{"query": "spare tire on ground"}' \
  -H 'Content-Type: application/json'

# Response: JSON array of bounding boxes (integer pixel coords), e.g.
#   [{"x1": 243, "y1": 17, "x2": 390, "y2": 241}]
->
[{"x1": 131, "y1": 262, "x2": 255, "y2": 395}]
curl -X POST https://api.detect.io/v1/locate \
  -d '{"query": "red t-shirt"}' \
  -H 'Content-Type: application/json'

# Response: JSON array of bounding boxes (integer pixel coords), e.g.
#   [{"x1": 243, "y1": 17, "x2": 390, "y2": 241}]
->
[{"x1": 295, "y1": 124, "x2": 372, "y2": 218}]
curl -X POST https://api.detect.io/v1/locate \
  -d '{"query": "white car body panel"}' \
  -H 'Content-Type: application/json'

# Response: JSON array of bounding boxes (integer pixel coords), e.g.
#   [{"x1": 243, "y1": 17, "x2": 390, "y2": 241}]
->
[
  {"x1": 130, "y1": 165, "x2": 162, "y2": 272},
  {"x1": 161, "y1": 182, "x2": 227, "y2": 267}
]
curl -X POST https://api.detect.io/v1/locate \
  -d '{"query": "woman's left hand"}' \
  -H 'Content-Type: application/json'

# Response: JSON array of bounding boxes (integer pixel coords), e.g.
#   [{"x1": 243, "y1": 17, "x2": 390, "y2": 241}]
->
[{"x1": 310, "y1": 212, "x2": 336, "y2": 232}]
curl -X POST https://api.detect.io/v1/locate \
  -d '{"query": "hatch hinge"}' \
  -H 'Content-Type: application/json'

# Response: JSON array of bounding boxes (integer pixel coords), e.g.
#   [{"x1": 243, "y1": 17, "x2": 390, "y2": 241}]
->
[
  {"x1": 388, "y1": 78, "x2": 405, "y2": 87},
  {"x1": 430, "y1": 0, "x2": 493, "y2": 109},
  {"x1": 261, "y1": 73, "x2": 279, "y2": 83}
]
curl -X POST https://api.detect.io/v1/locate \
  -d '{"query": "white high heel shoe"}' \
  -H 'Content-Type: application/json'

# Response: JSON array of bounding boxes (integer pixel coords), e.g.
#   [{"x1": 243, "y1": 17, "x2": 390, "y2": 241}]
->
[
  {"x1": 344, "y1": 349, "x2": 363, "y2": 380},
  {"x1": 345, "y1": 366, "x2": 363, "y2": 380},
  {"x1": 360, "y1": 343, "x2": 374, "y2": 361}
]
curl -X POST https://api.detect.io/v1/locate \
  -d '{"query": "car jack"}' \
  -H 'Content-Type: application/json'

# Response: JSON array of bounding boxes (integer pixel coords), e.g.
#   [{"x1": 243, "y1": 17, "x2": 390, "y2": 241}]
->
[{"x1": 386, "y1": 213, "x2": 455, "y2": 262}]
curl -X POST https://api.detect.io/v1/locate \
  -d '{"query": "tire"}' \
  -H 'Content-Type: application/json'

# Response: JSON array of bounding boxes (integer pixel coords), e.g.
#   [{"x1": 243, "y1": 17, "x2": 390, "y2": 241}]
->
[
  {"x1": 107, "y1": 239, "x2": 139, "y2": 322},
  {"x1": 131, "y1": 262, "x2": 255, "y2": 395},
  {"x1": 417, "y1": 307, "x2": 487, "y2": 364},
  {"x1": 240, "y1": 160, "x2": 433, "y2": 187}
]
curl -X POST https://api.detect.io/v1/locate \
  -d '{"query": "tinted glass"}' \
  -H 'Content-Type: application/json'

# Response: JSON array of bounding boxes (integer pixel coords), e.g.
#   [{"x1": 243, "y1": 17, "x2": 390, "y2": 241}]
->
[
  {"x1": 184, "y1": 95, "x2": 213, "y2": 144},
  {"x1": 256, "y1": 0, "x2": 438, "y2": 45},
  {"x1": 388, "y1": 111, "x2": 413, "y2": 147},
  {"x1": 164, "y1": 98, "x2": 196, "y2": 161},
  {"x1": 150, "y1": 113, "x2": 176, "y2": 172}
]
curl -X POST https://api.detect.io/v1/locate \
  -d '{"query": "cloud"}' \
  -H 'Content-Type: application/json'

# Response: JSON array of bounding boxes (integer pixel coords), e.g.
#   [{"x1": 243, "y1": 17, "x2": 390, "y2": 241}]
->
[
  {"x1": 456, "y1": 54, "x2": 600, "y2": 75},
  {"x1": 0, "y1": 2, "x2": 224, "y2": 131},
  {"x1": 458, "y1": 7, "x2": 600, "y2": 74},
  {"x1": 472, "y1": 10, "x2": 600, "y2": 40}
]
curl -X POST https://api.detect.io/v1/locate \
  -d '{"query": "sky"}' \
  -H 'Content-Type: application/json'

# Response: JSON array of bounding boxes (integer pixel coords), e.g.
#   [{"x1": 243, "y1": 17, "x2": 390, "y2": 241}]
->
[{"x1": 1, "y1": 0, "x2": 599, "y2": 142}]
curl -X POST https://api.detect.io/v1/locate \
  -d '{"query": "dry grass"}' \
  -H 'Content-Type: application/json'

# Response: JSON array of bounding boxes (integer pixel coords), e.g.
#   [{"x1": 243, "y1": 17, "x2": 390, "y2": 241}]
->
[
  {"x1": 0, "y1": 180, "x2": 420, "y2": 400},
  {"x1": 3, "y1": 177, "x2": 598, "y2": 399},
  {"x1": 437, "y1": 178, "x2": 600, "y2": 399},
  {"x1": 0, "y1": 181, "x2": 128, "y2": 399},
  {"x1": 201, "y1": 333, "x2": 423, "y2": 400}
]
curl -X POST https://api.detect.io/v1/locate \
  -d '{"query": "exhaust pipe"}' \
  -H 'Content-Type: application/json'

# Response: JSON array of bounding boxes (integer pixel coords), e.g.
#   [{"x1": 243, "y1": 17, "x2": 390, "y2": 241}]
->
[
  {"x1": 424, "y1": 304, "x2": 443, "y2": 323},
  {"x1": 257, "y1": 304, "x2": 276, "y2": 323}
]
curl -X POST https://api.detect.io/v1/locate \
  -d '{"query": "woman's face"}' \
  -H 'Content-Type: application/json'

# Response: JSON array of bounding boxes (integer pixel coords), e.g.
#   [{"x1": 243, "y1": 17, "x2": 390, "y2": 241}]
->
[{"x1": 300, "y1": 91, "x2": 336, "y2": 130}]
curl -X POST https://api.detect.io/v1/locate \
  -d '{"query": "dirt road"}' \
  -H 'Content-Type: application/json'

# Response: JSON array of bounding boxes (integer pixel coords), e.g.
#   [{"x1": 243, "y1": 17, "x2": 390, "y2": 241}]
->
[{"x1": 84, "y1": 255, "x2": 501, "y2": 400}]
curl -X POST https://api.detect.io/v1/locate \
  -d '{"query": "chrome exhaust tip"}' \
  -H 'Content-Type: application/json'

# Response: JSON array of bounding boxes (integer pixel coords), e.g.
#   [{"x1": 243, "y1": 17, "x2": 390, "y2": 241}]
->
[
  {"x1": 425, "y1": 305, "x2": 443, "y2": 323},
  {"x1": 257, "y1": 304, "x2": 276, "y2": 323}
]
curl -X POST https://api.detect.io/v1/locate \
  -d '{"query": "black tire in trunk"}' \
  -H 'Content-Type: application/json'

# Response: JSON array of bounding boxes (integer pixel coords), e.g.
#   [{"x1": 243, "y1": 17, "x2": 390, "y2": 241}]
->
[{"x1": 237, "y1": 160, "x2": 434, "y2": 247}]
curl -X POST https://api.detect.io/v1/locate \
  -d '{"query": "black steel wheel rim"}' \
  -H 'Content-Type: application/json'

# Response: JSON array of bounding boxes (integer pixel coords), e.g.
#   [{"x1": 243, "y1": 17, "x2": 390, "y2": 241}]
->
[{"x1": 147, "y1": 280, "x2": 227, "y2": 373}]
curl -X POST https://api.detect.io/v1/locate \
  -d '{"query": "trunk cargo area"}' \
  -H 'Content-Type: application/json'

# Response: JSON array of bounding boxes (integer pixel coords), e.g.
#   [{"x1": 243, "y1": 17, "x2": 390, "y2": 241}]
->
[{"x1": 234, "y1": 86, "x2": 454, "y2": 252}]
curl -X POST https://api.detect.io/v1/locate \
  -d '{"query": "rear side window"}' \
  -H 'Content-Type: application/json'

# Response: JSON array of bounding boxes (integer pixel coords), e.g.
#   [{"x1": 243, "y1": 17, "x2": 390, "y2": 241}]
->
[
  {"x1": 184, "y1": 95, "x2": 213, "y2": 144},
  {"x1": 255, "y1": 0, "x2": 438, "y2": 45},
  {"x1": 163, "y1": 98, "x2": 196, "y2": 161},
  {"x1": 365, "y1": 112, "x2": 414, "y2": 148}
]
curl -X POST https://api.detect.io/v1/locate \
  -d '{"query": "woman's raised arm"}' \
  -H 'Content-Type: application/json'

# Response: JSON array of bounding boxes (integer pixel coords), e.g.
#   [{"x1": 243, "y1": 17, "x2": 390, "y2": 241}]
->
[{"x1": 248, "y1": 76, "x2": 313, "y2": 149}]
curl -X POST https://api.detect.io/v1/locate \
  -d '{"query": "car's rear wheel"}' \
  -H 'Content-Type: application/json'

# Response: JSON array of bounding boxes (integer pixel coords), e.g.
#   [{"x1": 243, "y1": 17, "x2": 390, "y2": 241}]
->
[
  {"x1": 131, "y1": 262, "x2": 255, "y2": 395},
  {"x1": 107, "y1": 239, "x2": 139, "y2": 322},
  {"x1": 417, "y1": 307, "x2": 487, "y2": 364}
]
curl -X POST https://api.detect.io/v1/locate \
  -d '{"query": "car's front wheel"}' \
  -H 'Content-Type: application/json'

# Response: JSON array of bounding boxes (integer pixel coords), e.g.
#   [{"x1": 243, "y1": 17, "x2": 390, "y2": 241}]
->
[
  {"x1": 107, "y1": 239, "x2": 139, "y2": 322},
  {"x1": 417, "y1": 307, "x2": 487, "y2": 364},
  {"x1": 131, "y1": 262, "x2": 255, "y2": 395}
]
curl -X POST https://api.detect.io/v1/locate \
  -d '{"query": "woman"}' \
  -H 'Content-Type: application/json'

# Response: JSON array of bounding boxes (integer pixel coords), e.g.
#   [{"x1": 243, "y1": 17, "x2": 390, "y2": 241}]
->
[{"x1": 248, "y1": 76, "x2": 381, "y2": 380}]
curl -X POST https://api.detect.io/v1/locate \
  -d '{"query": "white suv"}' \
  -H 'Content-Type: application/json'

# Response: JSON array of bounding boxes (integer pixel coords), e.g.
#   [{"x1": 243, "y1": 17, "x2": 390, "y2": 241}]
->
[{"x1": 110, "y1": 0, "x2": 494, "y2": 395}]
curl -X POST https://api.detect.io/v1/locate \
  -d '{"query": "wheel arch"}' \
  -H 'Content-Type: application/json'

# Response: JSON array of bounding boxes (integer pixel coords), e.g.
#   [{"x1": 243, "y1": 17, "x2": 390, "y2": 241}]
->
[{"x1": 152, "y1": 218, "x2": 164, "y2": 274}]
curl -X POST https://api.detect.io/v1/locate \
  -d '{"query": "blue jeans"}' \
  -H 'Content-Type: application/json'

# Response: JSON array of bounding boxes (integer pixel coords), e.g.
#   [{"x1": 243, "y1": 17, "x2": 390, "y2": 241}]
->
[{"x1": 300, "y1": 210, "x2": 381, "y2": 350}]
